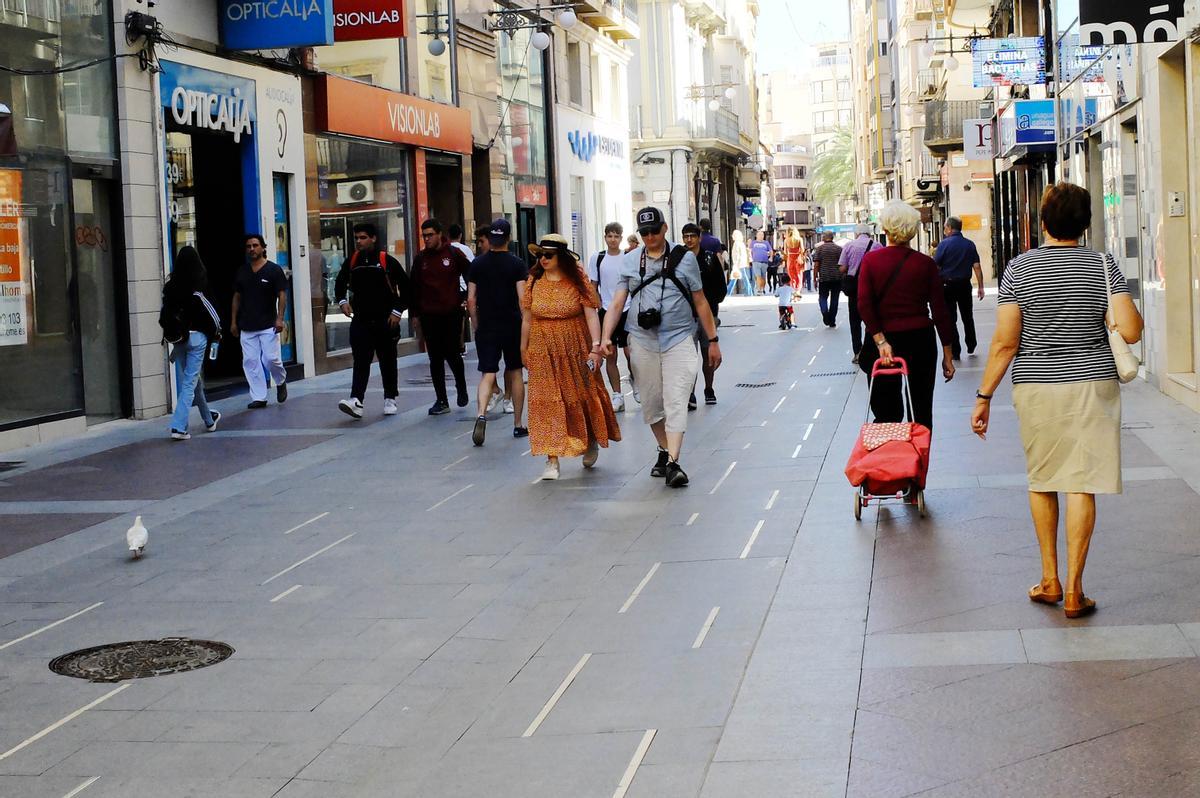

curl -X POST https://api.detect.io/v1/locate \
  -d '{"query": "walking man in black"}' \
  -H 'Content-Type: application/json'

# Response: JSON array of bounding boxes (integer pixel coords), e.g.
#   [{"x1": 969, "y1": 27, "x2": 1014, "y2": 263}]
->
[
  {"x1": 812, "y1": 232, "x2": 844, "y2": 328},
  {"x1": 231, "y1": 234, "x2": 288, "y2": 409},
  {"x1": 334, "y1": 222, "x2": 409, "y2": 419},
  {"x1": 411, "y1": 218, "x2": 472, "y2": 415},
  {"x1": 682, "y1": 222, "x2": 727, "y2": 406},
  {"x1": 933, "y1": 216, "x2": 985, "y2": 359}
]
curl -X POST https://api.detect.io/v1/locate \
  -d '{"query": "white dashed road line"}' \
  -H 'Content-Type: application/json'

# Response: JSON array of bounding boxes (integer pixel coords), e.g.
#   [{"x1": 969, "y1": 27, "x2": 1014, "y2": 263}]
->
[
  {"x1": 687, "y1": 512, "x2": 699, "y2": 526},
  {"x1": 765, "y1": 490, "x2": 779, "y2": 511},
  {"x1": 691, "y1": 607, "x2": 721, "y2": 649},
  {"x1": 0, "y1": 684, "x2": 130, "y2": 763},
  {"x1": 442, "y1": 455, "x2": 470, "y2": 471},
  {"x1": 283, "y1": 512, "x2": 328, "y2": 535},
  {"x1": 0, "y1": 602, "x2": 103, "y2": 652},
  {"x1": 612, "y1": 729, "x2": 658, "y2": 798},
  {"x1": 803, "y1": 424, "x2": 814, "y2": 441},
  {"x1": 619, "y1": 563, "x2": 661, "y2": 614},
  {"x1": 792, "y1": 444, "x2": 802, "y2": 458},
  {"x1": 739, "y1": 520, "x2": 765, "y2": 559},
  {"x1": 813, "y1": 409, "x2": 821, "y2": 419},
  {"x1": 62, "y1": 777, "x2": 100, "y2": 798},
  {"x1": 426, "y1": 484, "x2": 474, "y2": 512},
  {"x1": 270, "y1": 585, "x2": 302, "y2": 603},
  {"x1": 709, "y1": 461, "x2": 737, "y2": 495},
  {"x1": 772, "y1": 396, "x2": 787, "y2": 413},
  {"x1": 807, "y1": 355, "x2": 817, "y2": 366},
  {"x1": 523, "y1": 653, "x2": 591, "y2": 738},
  {"x1": 262, "y1": 534, "x2": 355, "y2": 586}
]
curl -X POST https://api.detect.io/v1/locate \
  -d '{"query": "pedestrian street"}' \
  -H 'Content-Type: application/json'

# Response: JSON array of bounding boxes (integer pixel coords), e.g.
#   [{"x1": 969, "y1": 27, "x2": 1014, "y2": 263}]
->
[{"x1": 0, "y1": 294, "x2": 1199, "y2": 797}]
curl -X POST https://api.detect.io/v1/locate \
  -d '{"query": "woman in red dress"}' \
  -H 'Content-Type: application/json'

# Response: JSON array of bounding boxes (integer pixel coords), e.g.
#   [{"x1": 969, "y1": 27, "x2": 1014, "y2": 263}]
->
[{"x1": 784, "y1": 228, "x2": 806, "y2": 295}]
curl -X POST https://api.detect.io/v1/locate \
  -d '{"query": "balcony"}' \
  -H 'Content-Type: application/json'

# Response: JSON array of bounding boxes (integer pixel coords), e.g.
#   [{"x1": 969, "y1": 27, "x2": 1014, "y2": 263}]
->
[
  {"x1": 871, "y1": 148, "x2": 895, "y2": 176},
  {"x1": 692, "y1": 106, "x2": 748, "y2": 156},
  {"x1": 577, "y1": 0, "x2": 640, "y2": 39},
  {"x1": 682, "y1": 0, "x2": 725, "y2": 32},
  {"x1": 924, "y1": 100, "x2": 981, "y2": 151},
  {"x1": 916, "y1": 69, "x2": 943, "y2": 100},
  {"x1": 913, "y1": 150, "x2": 942, "y2": 195}
]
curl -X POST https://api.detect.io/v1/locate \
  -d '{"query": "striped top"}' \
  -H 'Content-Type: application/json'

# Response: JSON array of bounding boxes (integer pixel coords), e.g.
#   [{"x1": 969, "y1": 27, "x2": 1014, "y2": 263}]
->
[{"x1": 998, "y1": 246, "x2": 1129, "y2": 384}]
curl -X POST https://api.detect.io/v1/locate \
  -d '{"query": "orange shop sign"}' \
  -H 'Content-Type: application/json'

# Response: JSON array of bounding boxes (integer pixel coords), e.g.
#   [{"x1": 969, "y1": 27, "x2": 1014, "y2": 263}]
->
[
  {"x1": 315, "y1": 74, "x2": 472, "y2": 154},
  {"x1": 0, "y1": 168, "x2": 26, "y2": 345}
]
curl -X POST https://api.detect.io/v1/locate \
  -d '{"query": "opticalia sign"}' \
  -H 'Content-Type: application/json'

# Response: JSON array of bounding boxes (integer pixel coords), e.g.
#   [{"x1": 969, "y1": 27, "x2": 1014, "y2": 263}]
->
[
  {"x1": 159, "y1": 62, "x2": 257, "y2": 143},
  {"x1": 219, "y1": 0, "x2": 334, "y2": 49},
  {"x1": 333, "y1": 0, "x2": 405, "y2": 41}
]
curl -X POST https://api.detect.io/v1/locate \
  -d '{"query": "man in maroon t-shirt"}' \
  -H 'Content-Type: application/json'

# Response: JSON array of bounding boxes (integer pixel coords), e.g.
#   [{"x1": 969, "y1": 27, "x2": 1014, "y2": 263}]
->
[{"x1": 411, "y1": 218, "x2": 472, "y2": 415}]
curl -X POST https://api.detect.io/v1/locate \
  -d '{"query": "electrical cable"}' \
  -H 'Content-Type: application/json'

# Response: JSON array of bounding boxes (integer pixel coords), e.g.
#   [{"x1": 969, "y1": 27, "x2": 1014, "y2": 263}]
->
[
  {"x1": 485, "y1": 30, "x2": 535, "y2": 151},
  {"x1": 0, "y1": 53, "x2": 145, "y2": 76}
]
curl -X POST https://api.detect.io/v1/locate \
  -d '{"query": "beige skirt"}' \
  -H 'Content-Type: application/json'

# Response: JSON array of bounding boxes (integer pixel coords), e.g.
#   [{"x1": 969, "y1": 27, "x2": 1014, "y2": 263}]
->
[{"x1": 1011, "y1": 379, "x2": 1122, "y2": 494}]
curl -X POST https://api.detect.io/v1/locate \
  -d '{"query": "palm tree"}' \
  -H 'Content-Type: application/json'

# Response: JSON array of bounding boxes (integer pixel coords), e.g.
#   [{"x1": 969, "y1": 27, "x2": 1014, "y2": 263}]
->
[{"x1": 811, "y1": 127, "x2": 856, "y2": 207}]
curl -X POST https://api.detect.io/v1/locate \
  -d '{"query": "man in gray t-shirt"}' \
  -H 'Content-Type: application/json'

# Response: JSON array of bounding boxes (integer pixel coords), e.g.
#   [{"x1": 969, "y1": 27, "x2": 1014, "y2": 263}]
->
[{"x1": 601, "y1": 207, "x2": 722, "y2": 488}]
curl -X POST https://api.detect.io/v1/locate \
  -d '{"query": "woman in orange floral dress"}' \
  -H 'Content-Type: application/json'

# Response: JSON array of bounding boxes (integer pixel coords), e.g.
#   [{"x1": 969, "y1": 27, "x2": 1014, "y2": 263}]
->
[{"x1": 520, "y1": 234, "x2": 621, "y2": 480}]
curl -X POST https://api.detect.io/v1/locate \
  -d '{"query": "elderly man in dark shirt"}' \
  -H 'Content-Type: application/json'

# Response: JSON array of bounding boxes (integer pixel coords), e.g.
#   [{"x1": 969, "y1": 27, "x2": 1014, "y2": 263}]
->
[
  {"x1": 934, "y1": 216, "x2": 985, "y2": 360},
  {"x1": 812, "y1": 232, "x2": 844, "y2": 328}
]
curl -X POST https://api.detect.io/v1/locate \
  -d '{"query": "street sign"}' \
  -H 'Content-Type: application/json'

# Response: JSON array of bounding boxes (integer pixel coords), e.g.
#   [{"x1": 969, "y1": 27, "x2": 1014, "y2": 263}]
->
[
  {"x1": 1079, "y1": 1, "x2": 1185, "y2": 46},
  {"x1": 740, "y1": 200, "x2": 755, "y2": 216}
]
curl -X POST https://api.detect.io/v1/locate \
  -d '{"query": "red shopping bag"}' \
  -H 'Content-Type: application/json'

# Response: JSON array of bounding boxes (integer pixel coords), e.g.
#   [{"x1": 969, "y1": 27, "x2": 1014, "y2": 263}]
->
[{"x1": 845, "y1": 422, "x2": 932, "y2": 494}]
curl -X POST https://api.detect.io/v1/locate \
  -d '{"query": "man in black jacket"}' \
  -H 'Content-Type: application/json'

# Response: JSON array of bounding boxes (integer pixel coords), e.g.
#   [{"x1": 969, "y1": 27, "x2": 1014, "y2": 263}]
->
[
  {"x1": 334, "y1": 222, "x2": 409, "y2": 419},
  {"x1": 683, "y1": 222, "x2": 727, "y2": 406}
]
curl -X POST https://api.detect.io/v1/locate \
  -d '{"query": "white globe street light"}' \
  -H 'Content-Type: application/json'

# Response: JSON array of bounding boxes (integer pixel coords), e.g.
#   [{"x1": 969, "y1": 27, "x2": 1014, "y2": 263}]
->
[
  {"x1": 428, "y1": 37, "x2": 446, "y2": 56},
  {"x1": 724, "y1": 86, "x2": 736, "y2": 100},
  {"x1": 558, "y1": 9, "x2": 577, "y2": 29},
  {"x1": 708, "y1": 99, "x2": 720, "y2": 111},
  {"x1": 531, "y1": 30, "x2": 551, "y2": 50}
]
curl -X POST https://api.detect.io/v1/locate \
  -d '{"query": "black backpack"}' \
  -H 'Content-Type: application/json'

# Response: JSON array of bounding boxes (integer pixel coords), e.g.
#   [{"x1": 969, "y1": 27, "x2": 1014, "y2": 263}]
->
[
  {"x1": 158, "y1": 292, "x2": 187, "y2": 344},
  {"x1": 698, "y1": 250, "x2": 727, "y2": 308}
]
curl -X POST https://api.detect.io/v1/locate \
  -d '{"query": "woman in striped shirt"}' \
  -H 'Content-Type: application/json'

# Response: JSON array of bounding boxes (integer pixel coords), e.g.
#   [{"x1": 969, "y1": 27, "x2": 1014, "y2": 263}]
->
[{"x1": 972, "y1": 183, "x2": 1144, "y2": 619}]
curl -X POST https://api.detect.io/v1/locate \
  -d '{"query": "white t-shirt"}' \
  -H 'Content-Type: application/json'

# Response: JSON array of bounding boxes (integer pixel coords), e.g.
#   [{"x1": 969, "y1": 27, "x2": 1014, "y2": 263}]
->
[
  {"x1": 451, "y1": 241, "x2": 473, "y2": 292},
  {"x1": 775, "y1": 284, "x2": 794, "y2": 306},
  {"x1": 587, "y1": 249, "x2": 631, "y2": 311}
]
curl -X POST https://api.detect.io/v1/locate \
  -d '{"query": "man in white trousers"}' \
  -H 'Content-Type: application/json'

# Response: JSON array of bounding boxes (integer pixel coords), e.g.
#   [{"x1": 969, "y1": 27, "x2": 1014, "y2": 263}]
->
[{"x1": 232, "y1": 234, "x2": 289, "y2": 409}]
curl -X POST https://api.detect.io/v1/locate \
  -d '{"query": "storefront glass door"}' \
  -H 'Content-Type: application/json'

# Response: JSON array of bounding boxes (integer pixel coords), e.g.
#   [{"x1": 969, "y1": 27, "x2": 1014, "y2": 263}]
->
[
  {"x1": 71, "y1": 177, "x2": 123, "y2": 421},
  {"x1": 272, "y1": 174, "x2": 297, "y2": 363}
]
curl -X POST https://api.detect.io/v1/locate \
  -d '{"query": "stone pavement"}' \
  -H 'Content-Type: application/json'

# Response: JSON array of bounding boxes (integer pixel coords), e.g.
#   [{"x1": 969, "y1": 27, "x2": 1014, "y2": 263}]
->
[{"x1": 0, "y1": 293, "x2": 1198, "y2": 798}]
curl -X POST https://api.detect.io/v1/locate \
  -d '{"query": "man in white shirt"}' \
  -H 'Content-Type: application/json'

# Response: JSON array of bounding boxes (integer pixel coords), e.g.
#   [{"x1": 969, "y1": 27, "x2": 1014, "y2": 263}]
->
[{"x1": 588, "y1": 221, "x2": 634, "y2": 411}]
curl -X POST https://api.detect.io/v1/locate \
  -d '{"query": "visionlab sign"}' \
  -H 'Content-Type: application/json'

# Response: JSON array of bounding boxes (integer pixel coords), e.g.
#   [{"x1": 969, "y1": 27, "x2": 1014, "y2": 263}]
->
[
  {"x1": 219, "y1": 0, "x2": 334, "y2": 49},
  {"x1": 333, "y1": 0, "x2": 405, "y2": 41}
]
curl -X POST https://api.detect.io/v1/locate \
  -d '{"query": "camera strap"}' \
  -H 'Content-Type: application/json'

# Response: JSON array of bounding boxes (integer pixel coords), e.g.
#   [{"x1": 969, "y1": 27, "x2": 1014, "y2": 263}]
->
[{"x1": 629, "y1": 246, "x2": 698, "y2": 319}]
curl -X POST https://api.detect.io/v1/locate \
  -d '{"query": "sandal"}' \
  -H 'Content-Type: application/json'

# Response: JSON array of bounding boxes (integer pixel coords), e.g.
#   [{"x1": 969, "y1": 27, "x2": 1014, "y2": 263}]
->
[
  {"x1": 1029, "y1": 583, "x2": 1064, "y2": 605},
  {"x1": 1063, "y1": 593, "x2": 1097, "y2": 618}
]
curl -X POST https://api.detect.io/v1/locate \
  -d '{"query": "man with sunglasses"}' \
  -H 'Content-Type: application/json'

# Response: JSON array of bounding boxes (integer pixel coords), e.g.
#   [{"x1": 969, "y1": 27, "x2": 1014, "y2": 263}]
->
[
  {"x1": 411, "y1": 218, "x2": 472, "y2": 415},
  {"x1": 231, "y1": 234, "x2": 289, "y2": 409},
  {"x1": 601, "y1": 207, "x2": 722, "y2": 488}
]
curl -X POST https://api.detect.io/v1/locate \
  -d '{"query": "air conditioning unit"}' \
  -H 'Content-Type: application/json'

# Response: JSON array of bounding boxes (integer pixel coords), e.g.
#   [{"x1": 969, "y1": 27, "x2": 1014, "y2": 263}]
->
[{"x1": 336, "y1": 180, "x2": 374, "y2": 205}]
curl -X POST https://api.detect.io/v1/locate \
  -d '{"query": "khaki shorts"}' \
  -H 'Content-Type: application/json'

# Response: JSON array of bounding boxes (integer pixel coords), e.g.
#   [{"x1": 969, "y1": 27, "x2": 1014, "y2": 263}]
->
[{"x1": 629, "y1": 337, "x2": 700, "y2": 434}]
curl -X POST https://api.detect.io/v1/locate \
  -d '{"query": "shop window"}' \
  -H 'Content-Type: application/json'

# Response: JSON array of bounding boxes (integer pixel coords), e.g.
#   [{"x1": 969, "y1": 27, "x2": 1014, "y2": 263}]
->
[
  {"x1": 316, "y1": 137, "x2": 413, "y2": 354},
  {"x1": 315, "y1": 41, "x2": 404, "y2": 92}
]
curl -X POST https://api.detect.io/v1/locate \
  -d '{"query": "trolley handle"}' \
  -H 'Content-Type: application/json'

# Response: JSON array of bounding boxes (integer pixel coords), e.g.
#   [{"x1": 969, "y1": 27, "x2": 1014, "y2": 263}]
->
[{"x1": 870, "y1": 357, "x2": 909, "y2": 378}]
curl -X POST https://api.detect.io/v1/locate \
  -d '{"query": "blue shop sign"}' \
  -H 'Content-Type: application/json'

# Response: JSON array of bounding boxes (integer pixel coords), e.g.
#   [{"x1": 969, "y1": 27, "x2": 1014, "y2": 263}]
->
[
  {"x1": 160, "y1": 61, "x2": 257, "y2": 142},
  {"x1": 566, "y1": 129, "x2": 624, "y2": 163},
  {"x1": 219, "y1": 0, "x2": 334, "y2": 49},
  {"x1": 999, "y1": 98, "x2": 1099, "y2": 156}
]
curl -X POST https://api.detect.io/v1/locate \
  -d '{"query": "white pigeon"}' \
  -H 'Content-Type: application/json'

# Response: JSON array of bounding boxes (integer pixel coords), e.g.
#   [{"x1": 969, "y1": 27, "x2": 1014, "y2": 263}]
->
[{"x1": 126, "y1": 515, "x2": 148, "y2": 559}]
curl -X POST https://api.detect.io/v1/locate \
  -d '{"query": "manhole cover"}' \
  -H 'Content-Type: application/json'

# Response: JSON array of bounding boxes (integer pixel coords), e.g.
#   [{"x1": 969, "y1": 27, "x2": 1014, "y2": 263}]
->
[
  {"x1": 735, "y1": 382, "x2": 777, "y2": 388},
  {"x1": 49, "y1": 638, "x2": 234, "y2": 682},
  {"x1": 0, "y1": 461, "x2": 24, "y2": 473},
  {"x1": 810, "y1": 370, "x2": 858, "y2": 378}
]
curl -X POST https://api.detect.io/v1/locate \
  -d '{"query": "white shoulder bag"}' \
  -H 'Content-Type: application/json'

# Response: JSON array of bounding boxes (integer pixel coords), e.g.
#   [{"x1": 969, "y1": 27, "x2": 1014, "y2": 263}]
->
[{"x1": 1102, "y1": 254, "x2": 1139, "y2": 384}]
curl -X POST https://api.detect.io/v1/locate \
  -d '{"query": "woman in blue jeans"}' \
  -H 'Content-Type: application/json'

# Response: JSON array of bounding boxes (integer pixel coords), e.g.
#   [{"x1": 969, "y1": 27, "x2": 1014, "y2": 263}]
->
[{"x1": 164, "y1": 247, "x2": 223, "y2": 440}]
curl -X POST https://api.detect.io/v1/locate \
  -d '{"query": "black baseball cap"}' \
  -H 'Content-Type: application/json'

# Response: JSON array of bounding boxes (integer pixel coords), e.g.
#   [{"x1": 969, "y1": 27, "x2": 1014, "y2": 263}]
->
[
  {"x1": 636, "y1": 206, "x2": 666, "y2": 236},
  {"x1": 487, "y1": 218, "x2": 512, "y2": 246}
]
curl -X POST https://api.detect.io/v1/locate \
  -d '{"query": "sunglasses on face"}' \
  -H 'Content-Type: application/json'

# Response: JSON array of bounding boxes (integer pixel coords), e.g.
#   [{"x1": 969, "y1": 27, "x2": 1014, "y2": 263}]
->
[{"x1": 538, "y1": 251, "x2": 557, "y2": 260}]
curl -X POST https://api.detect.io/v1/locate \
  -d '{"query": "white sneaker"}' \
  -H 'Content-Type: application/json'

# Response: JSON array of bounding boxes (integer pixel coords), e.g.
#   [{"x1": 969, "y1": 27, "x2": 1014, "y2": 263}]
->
[
  {"x1": 487, "y1": 392, "x2": 504, "y2": 415},
  {"x1": 383, "y1": 398, "x2": 398, "y2": 416},
  {"x1": 503, "y1": 398, "x2": 515, "y2": 414},
  {"x1": 611, "y1": 391, "x2": 625, "y2": 412},
  {"x1": 541, "y1": 459, "x2": 560, "y2": 481},
  {"x1": 338, "y1": 398, "x2": 364, "y2": 419}
]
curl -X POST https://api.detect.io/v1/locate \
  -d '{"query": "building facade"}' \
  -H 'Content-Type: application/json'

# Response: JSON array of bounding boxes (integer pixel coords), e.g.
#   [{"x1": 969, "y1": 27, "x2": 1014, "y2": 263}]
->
[
  {"x1": 628, "y1": 0, "x2": 762, "y2": 241},
  {"x1": 850, "y1": 0, "x2": 898, "y2": 224}
]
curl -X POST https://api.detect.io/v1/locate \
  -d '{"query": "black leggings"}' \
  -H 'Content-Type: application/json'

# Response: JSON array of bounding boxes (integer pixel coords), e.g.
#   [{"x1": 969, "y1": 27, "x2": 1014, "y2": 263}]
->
[
  {"x1": 350, "y1": 319, "x2": 398, "y2": 400},
  {"x1": 857, "y1": 326, "x2": 939, "y2": 430},
  {"x1": 421, "y1": 312, "x2": 466, "y2": 403}
]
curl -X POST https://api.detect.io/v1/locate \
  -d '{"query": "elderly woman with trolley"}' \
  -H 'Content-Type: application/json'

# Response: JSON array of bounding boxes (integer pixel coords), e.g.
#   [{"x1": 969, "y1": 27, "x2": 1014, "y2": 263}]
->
[{"x1": 972, "y1": 183, "x2": 1143, "y2": 619}]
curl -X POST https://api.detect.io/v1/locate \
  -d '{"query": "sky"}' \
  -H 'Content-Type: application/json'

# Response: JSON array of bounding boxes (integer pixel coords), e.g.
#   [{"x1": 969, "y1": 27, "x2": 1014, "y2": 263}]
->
[{"x1": 756, "y1": 0, "x2": 851, "y2": 74}]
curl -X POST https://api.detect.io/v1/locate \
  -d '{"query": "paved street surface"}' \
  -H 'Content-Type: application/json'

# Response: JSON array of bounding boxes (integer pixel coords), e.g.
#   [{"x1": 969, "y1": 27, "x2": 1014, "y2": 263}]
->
[{"x1": 2, "y1": 294, "x2": 1199, "y2": 798}]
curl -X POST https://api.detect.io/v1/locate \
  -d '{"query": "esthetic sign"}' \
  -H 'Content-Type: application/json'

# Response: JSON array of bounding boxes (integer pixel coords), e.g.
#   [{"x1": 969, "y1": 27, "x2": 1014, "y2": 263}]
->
[
  {"x1": 1080, "y1": 1, "x2": 1185, "y2": 45},
  {"x1": 315, "y1": 74, "x2": 472, "y2": 154},
  {"x1": 334, "y1": 0, "x2": 405, "y2": 41},
  {"x1": 219, "y1": 0, "x2": 335, "y2": 49},
  {"x1": 963, "y1": 118, "x2": 994, "y2": 161}
]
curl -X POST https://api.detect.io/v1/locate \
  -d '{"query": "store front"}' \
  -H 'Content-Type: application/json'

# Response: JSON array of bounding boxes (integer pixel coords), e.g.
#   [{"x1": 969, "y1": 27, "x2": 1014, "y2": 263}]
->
[
  {"x1": 0, "y1": 0, "x2": 128, "y2": 444},
  {"x1": 498, "y1": 29, "x2": 554, "y2": 256},
  {"x1": 554, "y1": 106, "x2": 632, "y2": 257},
  {"x1": 158, "y1": 56, "x2": 310, "y2": 389},
  {"x1": 310, "y1": 74, "x2": 472, "y2": 367}
]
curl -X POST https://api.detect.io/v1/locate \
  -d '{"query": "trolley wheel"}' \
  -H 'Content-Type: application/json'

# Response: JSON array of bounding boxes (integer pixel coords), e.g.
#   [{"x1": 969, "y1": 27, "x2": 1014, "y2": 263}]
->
[
  {"x1": 916, "y1": 490, "x2": 926, "y2": 518},
  {"x1": 854, "y1": 492, "x2": 863, "y2": 521}
]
